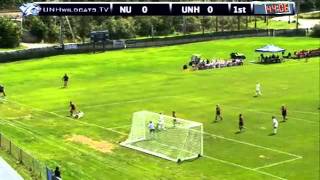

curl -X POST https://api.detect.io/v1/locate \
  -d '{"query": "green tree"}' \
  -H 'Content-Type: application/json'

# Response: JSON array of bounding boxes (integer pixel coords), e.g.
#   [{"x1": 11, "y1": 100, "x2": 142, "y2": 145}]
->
[
  {"x1": 24, "y1": 17, "x2": 47, "y2": 42},
  {"x1": 310, "y1": 24, "x2": 320, "y2": 37},
  {"x1": 77, "y1": 16, "x2": 93, "y2": 43},
  {"x1": 0, "y1": 17, "x2": 20, "y2": 48}
]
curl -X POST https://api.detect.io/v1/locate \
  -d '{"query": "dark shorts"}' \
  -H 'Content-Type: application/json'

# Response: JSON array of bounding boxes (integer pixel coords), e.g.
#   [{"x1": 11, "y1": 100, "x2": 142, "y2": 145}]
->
[
  {"x1": 282, "y1": 112, "x2": 287, "y2": 116},
  {"x1": 216, "y1": 112, "x2": 221, "y2": 115},
  {"x1": 149, "y1": 129, "x2": 155, "y2": 133}
]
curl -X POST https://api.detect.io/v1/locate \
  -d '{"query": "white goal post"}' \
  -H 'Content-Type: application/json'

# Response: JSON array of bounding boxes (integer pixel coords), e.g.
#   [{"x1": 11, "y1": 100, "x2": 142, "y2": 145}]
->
[{"x1": 120, "y1": 111, "x2": 203, "y2": 162}]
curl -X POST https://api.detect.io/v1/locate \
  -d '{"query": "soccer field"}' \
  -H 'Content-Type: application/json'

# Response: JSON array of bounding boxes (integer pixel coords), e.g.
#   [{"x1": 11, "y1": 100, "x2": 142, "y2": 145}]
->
[{"x1": 0, "y1": 37, "x2": 319, "y2": 180}]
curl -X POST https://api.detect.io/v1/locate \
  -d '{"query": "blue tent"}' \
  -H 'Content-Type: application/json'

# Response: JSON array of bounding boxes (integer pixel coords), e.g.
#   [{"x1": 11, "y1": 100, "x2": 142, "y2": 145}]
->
[{"x1": 255, "y1": 45, "x2": 285, "y2": 53}]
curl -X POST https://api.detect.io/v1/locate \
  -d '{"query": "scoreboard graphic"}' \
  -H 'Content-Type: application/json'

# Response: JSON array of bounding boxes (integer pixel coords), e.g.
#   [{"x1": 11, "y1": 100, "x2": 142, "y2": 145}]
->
[{"x1": 20, "y1": 1, "x2": 296, "y2": 16}]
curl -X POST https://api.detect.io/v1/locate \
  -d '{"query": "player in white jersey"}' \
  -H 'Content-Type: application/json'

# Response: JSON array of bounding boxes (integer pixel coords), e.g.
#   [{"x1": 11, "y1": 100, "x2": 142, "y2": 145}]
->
[
  {"x1": 158, "y1": 113, "x2": 166, "y2": 130},
  {"x1": 272, "y1": 116, "x2": 279, "y2": 135},
  {"x1": 255, "y1": 82, "x2": 262, "y2": 96}
]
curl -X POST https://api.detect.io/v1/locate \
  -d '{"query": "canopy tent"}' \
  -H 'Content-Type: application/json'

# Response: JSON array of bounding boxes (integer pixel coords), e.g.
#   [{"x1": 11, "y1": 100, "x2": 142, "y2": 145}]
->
[{"x1": 255, "y1": 45, "x2": 285, "y2": 53}]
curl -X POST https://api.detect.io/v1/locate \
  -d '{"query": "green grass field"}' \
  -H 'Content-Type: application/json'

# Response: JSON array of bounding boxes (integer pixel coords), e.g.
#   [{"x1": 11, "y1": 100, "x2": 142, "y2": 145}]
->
[{"x1": 0, "y1": 37, "x2": 319, "y2": 180}]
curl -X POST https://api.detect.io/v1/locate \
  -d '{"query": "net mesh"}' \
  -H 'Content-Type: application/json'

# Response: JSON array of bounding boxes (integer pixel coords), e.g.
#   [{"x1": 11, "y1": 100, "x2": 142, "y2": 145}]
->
[{"x1": 121, "y1": 111, "x2": 203, "y2": 162}]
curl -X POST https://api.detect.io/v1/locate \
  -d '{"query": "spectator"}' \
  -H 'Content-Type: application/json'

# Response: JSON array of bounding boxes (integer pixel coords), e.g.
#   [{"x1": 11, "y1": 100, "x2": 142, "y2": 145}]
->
[{"x1": 53, "y1": 166, "x2": 61, "y2": 180}]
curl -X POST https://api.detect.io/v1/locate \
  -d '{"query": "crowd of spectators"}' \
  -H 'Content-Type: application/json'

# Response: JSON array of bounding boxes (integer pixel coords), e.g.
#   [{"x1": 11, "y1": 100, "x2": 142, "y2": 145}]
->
[
  {"x1": 293, "y1": 48, "x2": 320, "y2": 59},
  {"x1": 183, "y1": 59, "x2": 243, "y2": 70},
  {"x1": 260, "y1": 54, "x2": 282, "y2": 64},
  {"x1": 184, "y1": 58, "x2": 243, "y2": 71},
  {"x1": 258, "y1": 48, "x2": 320, "y2": 64}
]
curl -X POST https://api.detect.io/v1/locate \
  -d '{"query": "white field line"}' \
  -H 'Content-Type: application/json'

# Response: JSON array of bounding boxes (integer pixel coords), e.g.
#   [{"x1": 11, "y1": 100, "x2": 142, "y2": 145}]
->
[
  {"x1": 203, "y1": 155, "x2": 287, "y2": 180},
  {"x1": 287, "y1": 110, "x2": 319, "y2": 115},
  {"x1": 194, "y1": 102, "x2": 318, "y2": 124},
  {"x1": 151, "y1": 139, "x2": 288, "y2": 180},
  {"x1": 1, "y1": 118, "x2": 293, "y2": 180},
  {"x1": 3, "y1": 99, "x2": 303, "y2": 172},
  {"x1": 52, "y1": 95, "x2": 179, "y2": 113},
  {"x1": 224, "y1": 105, "x2": 318, "y2": 124},
  {"x1": 254, "y1": 156, "x2": 302, "y2": 170},
  {"x1": 109, "y1": 124, "x2": 131, "y2": 129},
  {"x1": 0, "y1": 118, "x2": 152, "y2": 175},
  {"x1": 202, "y1": 131, "x2": 302, "y2": 158},
  {"x1": 60, "y1": 96, "x2": 318, "y2": 125},
  {"x1": 5, "y1": 98, "x2": 304, "y2": 157},
  {"x1": 114, "y1": 121, "x2": 302, "y2": 170},
  {"x1": 3, "y1": 99, "x2": 127, "y2": 136}
]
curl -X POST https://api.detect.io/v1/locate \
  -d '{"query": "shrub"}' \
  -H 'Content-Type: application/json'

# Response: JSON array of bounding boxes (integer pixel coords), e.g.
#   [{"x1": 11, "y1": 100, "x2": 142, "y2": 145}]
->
[
  {"x1": 0, "y1": 17, "x2": 20, "y2": 48},
  {"x1": 25, "y1": 17, "x2": 47, "y2": 42},
  {"x1": 310, "y1": 24, "x2": 320, "y2": 37}
]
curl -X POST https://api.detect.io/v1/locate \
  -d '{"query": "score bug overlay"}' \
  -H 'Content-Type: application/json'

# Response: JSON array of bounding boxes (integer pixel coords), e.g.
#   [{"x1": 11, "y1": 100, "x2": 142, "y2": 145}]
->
[{"x1": 19, "y1": 1, "x2": 295, "y2": 17}]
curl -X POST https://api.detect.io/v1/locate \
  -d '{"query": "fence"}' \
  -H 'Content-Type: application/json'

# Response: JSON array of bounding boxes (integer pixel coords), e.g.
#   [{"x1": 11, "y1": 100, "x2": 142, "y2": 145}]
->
[
  {"x1": 0, "y1": 28, "x2": 308, "y2": 62},
  {"x1": 0, "y1": 132, "x2": 49, "y2": 180}
]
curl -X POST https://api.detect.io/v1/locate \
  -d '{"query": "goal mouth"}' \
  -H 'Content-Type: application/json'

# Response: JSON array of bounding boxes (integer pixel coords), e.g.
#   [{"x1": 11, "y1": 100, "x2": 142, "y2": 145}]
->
[{"x1": 120, "y1": 110, "x2": 203, "y2": 162}]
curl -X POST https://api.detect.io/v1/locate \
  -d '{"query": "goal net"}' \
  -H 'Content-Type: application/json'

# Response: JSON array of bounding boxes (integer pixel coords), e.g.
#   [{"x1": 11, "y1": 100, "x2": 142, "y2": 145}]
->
[{"x1": 120, "y1": 111, "x2": 203, "y2": 162}]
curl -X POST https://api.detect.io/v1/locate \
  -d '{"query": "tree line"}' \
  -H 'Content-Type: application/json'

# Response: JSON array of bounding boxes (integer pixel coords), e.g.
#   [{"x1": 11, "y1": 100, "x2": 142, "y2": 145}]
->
[{"x1": 0, "y1": 0, "x2": 319, "y2": 48}]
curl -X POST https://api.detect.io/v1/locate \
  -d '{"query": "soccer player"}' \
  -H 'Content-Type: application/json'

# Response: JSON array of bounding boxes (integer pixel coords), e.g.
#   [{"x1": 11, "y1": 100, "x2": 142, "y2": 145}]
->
[
  {"x1": 73, "y1": 111, "x2": 84, "y2": 119},
  {"x1": 215, "y1": 105, "x2": 223, "y2": 122},
  {"x1": 239, "y1": 114, "x2": 244, "y2": 132},
  {"x1": 281, "y1": 105, "x2": 287, "y2": 122},
  {"x1": 172, "y1": 111, "x2": 177, "y2": 127},
  {"x1": 69, "y1": 101, "x2": 76, "y2": 117},
  {"x1": 255, "y1": 82, "x2": 262, "y2": 96},
  {"x1": 0, "y1": 84, "x2": 6, "y2": 97},
  {"x1": 158, "y1": 113, "x2": 165, "y2": 130},
  {"x1": 272, "y1": 116, "x2": 279, "y2": 135},
  {"x1": 62, "y1": 74, "x2": 69, "y2": 88},
  {"x1": 148, "y1": 121, "x2": 155, "y2": 138},
  {"x1": 54, "y1": 166, "x2": 61, "y2": 179}
]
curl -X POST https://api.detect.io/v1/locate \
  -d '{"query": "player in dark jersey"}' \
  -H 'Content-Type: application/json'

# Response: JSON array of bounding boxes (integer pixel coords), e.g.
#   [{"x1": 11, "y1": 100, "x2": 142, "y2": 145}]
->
[
  {"x1": 239, "y1": 114, "x2": 244, "y2": 132},
  {"x1": 69, "y1": 101, "x2": 76, "y2": 117},
  {"x1": 172, "y1": 111, "x2": 177, "y2": 127},
  {"x1": 0, "y1": 84, "x2": 6, "y2": 97},
  {"x1": 62, "y1": 74, "x2": 69, "y2": 88},
  {"x1": 281, "y1": 105, "x2": 287, "y2": 122},
  {"x1": 215, "y1": 104, "x2": 223, "y2": 122}
]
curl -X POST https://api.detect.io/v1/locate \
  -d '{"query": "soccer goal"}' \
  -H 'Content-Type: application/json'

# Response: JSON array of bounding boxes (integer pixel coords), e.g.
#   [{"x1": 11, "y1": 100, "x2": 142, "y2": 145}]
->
[{"x1": 120, "y1": 111, "x2": 203, "y2": 162}]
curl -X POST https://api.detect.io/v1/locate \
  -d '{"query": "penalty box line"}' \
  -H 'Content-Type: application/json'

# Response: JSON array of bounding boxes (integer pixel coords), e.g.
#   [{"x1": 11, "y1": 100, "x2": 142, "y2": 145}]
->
[
  {"x1": 253, "y1": 156, "x2": 302, "y2": 170},
  {"x1": 65, "y1": 96, "x2": 318, "y2": 125},
  {"x1": 109, "y1": 124, "x2": 303, "y2": 171},
  {"x1": 5, "y1": 98, "x2": 304, "y2": 158},
  {"x1": 4, "y1": 99, "x2": 303, "y2": 171},
  {"x1": 52, "y1": 95, "x2": 179, "y2": 113},
  {"x1": 203, "y1": 155, "x2": 287, "y2": 180},
  {"x1": 3, "y1": 99, "x2": 127, "y2": 136},
  {"x1": 0, "y1": 118, "x2": 152, "y2": 176}
]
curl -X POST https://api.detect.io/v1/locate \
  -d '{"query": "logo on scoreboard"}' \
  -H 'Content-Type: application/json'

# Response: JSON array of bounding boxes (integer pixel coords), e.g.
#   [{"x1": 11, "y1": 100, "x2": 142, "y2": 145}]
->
[{"x1": 19, "y1": 3, "x2": 41, "y2": 17}]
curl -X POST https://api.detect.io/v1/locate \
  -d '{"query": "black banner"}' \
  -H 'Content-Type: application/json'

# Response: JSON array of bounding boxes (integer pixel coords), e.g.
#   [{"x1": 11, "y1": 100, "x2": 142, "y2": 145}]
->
[{"x1": 27, "y1": 2, "x2": 295, "y2": 16}]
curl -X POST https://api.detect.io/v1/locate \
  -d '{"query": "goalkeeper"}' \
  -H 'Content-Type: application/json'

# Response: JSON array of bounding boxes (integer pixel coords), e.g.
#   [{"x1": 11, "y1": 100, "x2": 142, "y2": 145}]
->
[{"x1": 158, "y1": 113, "x2": 166, "y2": 130}]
